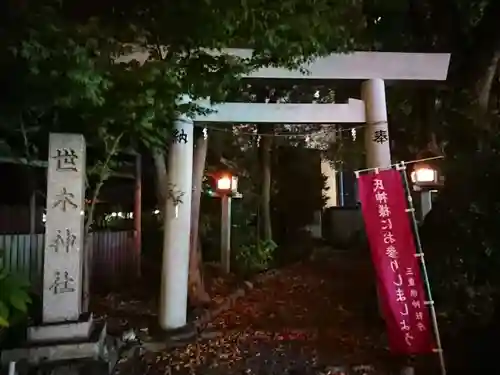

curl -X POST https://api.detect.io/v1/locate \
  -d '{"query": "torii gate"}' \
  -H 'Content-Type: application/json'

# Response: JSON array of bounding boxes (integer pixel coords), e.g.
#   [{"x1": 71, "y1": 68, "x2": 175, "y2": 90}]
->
[{"x1": 158, "y1": 50, "x2": 451, "y2": 330}]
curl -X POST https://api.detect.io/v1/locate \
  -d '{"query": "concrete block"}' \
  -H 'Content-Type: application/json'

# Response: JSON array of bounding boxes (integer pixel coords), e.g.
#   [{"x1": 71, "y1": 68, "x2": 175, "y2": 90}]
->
[
  {"x1": 1, "y1": 321, "x2": 113, "y2": 367},
  {"x1": 27, "y1": 314, "x2": 94, "y2": 343}
]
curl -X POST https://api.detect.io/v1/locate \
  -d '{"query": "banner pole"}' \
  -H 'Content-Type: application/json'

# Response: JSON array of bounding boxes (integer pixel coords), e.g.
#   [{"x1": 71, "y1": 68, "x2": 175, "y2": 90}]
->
[
  {"x1": 397, "y1": 162, "x2": 447, "y2": 375},
  {"x1": 355, "y1": 156, "x2": 444, "y2": 175}
]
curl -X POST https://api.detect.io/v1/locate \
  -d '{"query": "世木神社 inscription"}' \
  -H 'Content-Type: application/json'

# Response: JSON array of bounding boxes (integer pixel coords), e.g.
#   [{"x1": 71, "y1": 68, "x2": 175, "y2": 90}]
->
[
  {"x1": 43, "y1": 134, "x2": 86, "y2": 323},
  {"x1": 53, "y1": 148, "x2": 79, "y2": 172},
  {"x1": 52, "y1": 188, "x2": 78, "y2": 212},
  {"x1": 49, "y1": 271, "x2": 76, "y2": 294},
  {"x1": 49, "y1": 229, "x2": 77, "y2": 253}
]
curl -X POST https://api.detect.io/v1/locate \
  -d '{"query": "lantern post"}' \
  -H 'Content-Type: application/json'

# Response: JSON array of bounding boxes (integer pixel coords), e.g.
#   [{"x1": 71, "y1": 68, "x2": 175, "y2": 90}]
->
[
  {"x1": 411, "y1": 164, "x2": 439, "y2": 220},
  {"x1": 215, "y1": 172, "x2": 241, "y2": 273}
]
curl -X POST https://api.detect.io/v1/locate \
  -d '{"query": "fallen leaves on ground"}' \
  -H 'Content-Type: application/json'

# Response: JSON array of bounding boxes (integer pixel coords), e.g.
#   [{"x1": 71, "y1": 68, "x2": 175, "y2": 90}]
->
[
  {"x1": 140, "y1": 252, "x2": 392, "y2": 375},
  {"x1": 90, "y1": 263, "x2": 240, "y2": 336},
  {"x1": 203, "y1": 263, "x2": 240, "y2": 308}
]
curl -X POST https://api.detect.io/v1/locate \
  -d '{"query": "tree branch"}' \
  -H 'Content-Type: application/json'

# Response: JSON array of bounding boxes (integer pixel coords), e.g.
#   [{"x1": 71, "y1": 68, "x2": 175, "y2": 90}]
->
[{"x1": 453, "y1": 1, "x2": 500, "y2": 87}]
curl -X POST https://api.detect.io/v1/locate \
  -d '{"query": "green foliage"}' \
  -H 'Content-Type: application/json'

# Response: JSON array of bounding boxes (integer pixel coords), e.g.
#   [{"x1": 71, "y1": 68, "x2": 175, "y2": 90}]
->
[
  {"x1": 2, "y1": 5, "x2": 110, "y2": 114},
  {"x1": 74, "y1": 0, "x2": 365, "y2": 63},
  {"x1": 0, "y1": 266, "x2": 32, "y2": 327},
  {"x1": 234, "y1": 239, "x2": 278, "y2": 275},
  {"x1": 0, "y1": 0, "x2": 373, "y2": 213}
]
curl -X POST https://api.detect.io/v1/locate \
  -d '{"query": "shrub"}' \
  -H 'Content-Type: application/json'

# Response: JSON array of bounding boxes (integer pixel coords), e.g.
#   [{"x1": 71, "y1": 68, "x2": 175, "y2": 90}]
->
[
  {"x1": 234, "y1": 239, "x2": 277, "y2": 276},
  {"x1": 0, "y1": 268, "x2": 32, "y2": 327}
]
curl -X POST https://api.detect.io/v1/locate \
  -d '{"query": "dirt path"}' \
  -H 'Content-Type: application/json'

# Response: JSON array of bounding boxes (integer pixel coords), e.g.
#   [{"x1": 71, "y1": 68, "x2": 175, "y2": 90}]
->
[{"x1": 141, "y1": 251, "x2": 393, "y2": 375}]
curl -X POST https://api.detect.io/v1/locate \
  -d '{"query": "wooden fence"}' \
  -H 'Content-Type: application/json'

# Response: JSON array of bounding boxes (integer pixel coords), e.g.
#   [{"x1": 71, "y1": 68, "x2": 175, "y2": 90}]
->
[{"x1": 0, "y1": 231, "x2": 137, "y2": 293}]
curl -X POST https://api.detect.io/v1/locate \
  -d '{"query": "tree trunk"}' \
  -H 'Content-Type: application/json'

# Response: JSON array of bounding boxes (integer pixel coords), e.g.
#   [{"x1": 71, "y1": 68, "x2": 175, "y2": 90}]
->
[
  {"x1": 474, "y1": 53, "x2": 500, "y2": 123},
  {"x1": 153, "y1": 150, "x2": 168, "y2": 213},
  {"x1": 258, "y1": 124, "x2": 273, "y2": 242},
  {"x1": 188, "y1": 131, "x2": 210, "y2": 307},
  {"x1": 444, "y1": 0, "x2": 500, "y2": 129}
]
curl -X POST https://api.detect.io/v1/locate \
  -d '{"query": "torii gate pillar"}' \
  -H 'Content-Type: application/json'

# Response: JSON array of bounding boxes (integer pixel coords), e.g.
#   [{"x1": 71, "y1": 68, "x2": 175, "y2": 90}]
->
[
  {"x1": 159, "y1": 116, "x2": 194, "y2": 330},
  {"x1": 362, "y1": 78, "x2": 392, "y2": 169}
]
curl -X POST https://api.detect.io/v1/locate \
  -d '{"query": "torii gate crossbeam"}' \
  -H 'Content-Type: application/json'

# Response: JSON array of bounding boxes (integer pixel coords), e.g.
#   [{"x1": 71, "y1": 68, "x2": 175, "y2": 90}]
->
[{"x1": 195, "y1": 99, "x2": 366, "y2": 124}]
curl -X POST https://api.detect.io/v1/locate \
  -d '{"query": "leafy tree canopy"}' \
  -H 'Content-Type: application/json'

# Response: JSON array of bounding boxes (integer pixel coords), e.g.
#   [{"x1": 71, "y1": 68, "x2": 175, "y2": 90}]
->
[{"x1": 0, "y1": 0, "x2": 374, "y2": 159}]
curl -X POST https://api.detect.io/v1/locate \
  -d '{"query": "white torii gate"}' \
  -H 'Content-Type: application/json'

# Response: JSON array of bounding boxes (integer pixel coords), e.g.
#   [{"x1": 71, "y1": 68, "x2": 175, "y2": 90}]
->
[{"x1": 159, "y1": 50, "x2": 451, "y2": 330}]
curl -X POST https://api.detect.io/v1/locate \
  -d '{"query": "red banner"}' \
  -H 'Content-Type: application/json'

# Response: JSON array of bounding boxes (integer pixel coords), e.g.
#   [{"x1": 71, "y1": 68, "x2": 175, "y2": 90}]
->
[{"x1": 358, "y1": 168, "x2": 434, "y2": 354}]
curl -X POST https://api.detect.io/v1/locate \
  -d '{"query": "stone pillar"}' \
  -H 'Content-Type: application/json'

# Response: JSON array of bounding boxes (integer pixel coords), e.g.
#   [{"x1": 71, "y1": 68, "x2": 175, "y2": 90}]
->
[
  {"x1": 159, "y1": 117, "x2": 194, "y2": 330},
  {"x1": 420, "y1": 190, "x2": 432, "y2": 220},
  {"x1": 43, "y1": 134, "x2": 86, "y2": 323},
  {"x1": 362, "y1": 79, "x2": 392, "y2": 169}
]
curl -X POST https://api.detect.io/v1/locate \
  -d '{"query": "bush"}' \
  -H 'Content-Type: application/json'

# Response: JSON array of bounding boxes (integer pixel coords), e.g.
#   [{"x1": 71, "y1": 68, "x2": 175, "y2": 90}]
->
[
  {"x1": 234, "y1": 239, "x2": 277, "y2": 276},
  {"x1": 0, "y1": 268, "x2": 32, "y2": 327}
]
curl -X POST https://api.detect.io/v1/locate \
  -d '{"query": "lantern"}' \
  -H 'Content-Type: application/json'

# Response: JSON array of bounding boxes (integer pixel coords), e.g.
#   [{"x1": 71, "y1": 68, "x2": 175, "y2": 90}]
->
[
  {"x1": 411, "y1": 164, "x2": 438, "y2": 185},
  {"x1": 216, "y1": 172, "x2": 238, "y2": 194}
]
